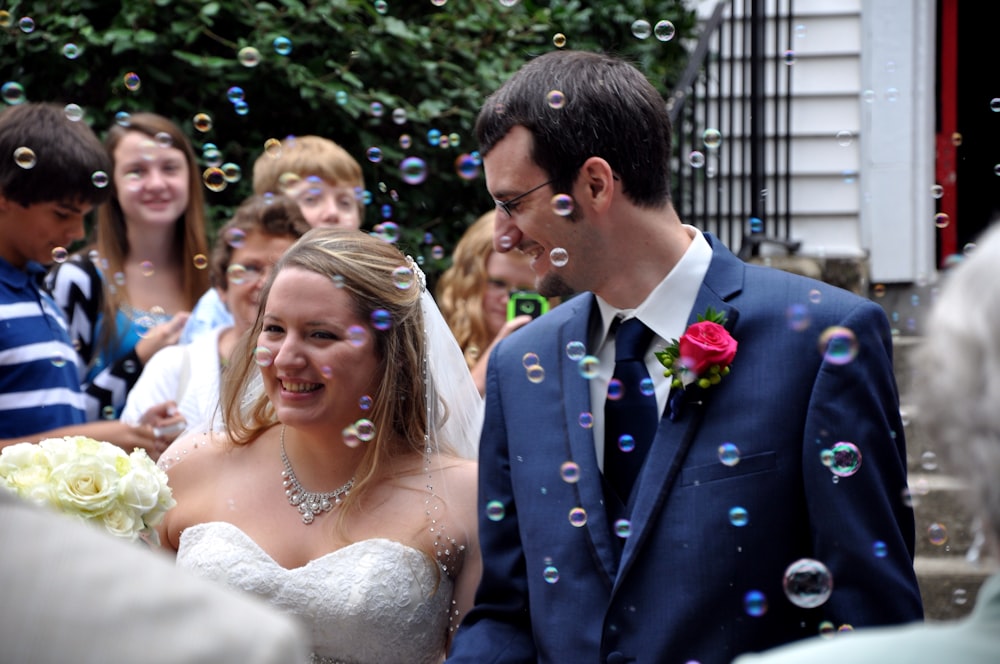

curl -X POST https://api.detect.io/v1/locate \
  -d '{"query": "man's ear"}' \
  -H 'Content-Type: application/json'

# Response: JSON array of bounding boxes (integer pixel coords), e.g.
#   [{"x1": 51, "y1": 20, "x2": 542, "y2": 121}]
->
[{"x1": 577, "y1": 157, "x2": 616, "y2": 214}]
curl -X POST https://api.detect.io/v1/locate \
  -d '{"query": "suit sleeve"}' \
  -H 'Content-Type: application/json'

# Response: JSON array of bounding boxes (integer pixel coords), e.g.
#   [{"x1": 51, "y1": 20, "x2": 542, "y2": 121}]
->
[
  {"x1": 800, "y1": 299, "x2": 923, "y2": 625},
  {"x1": 447, "y1": 343, "x2": 538, "y2": 663},
  {"x1": 46, "y1": 257, "x2": 143, "y2": 420}
]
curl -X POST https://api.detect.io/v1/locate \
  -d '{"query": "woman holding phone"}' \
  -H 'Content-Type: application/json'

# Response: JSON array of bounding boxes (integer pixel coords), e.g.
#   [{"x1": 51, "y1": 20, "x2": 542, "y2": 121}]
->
[{"x1": 437, "y1": 210, "x2": 556, "y2": 395}]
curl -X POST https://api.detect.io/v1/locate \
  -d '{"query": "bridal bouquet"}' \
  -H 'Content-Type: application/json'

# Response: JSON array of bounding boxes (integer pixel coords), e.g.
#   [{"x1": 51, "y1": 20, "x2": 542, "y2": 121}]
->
[{"x1": 0, "y1": 436, "x2": 175, "y2": 542}]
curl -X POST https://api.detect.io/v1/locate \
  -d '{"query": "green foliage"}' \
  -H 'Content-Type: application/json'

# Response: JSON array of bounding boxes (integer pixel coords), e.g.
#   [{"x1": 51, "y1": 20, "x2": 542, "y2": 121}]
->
[{"x1": 0, "y1": 0, "x2": 695, "y2": 280}]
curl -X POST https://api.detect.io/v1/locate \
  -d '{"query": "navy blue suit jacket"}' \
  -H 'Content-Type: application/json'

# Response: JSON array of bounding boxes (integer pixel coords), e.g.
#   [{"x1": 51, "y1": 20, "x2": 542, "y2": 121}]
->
[{"x1": 449, "y1": 234, "x2": 922, "y2": 664}]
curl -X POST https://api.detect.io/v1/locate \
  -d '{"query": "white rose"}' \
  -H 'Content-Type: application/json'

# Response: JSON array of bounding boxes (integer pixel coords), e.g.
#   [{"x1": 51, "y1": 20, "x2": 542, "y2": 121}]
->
[
  {"x1": 120, "y1": 449, "x2": 176, "y2": 527},
  {"x1": 0, "y1": 443, "x2": 53, "y2": 504},
  {"x1": 120, "y1": 464, "x2": 161, "y2": 513},
  {"x1": 144, "y1": 479, "x2": 177, "y2": 528},
  {"x1": 102, "y1": 504, "x2": 140, "y2": 540},
  {"x1": 50, "y1": 455, "x2": 120, "y2": 517},
  {"x1": 37, "y1": 437, "x2": 79, "y2": 466},
  {"x1": 0, "y1": 441, "x2": 49, "y2": 473},
  {"x1": 42, "y1": 437, "x2": 127, "y2": 470}
]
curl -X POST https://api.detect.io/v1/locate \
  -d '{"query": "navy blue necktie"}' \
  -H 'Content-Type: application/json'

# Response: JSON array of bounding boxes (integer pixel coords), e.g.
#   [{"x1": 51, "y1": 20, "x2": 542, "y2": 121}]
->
[{"x1": 604, "y1": 317, "x2": 658, "y2": 506}]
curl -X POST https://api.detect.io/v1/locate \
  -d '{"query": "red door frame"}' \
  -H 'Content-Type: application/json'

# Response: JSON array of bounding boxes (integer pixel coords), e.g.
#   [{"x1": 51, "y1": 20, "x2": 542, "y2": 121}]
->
[{"x1": 935, "y1": 0, "x2": 958, "y2": 264}]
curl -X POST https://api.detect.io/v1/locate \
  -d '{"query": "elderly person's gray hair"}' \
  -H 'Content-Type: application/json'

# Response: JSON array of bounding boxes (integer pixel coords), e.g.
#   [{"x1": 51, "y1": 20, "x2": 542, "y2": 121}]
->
[{"x1": 912, "y1": 221, "x2": 1000, "y2": 552}]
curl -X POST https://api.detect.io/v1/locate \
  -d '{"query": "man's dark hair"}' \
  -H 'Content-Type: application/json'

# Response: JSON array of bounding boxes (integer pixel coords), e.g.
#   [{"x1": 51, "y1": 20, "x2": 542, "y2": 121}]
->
[
  {"x1": 0, "y1": 102, "x2": 113, "y2": 208},
  {"x1": 475, "y1": 50, "x2": 673, "y2": 208}
]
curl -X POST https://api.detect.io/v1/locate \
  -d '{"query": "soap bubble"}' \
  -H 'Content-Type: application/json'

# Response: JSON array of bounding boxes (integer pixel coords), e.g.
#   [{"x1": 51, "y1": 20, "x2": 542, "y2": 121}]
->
[
  {"x1": 273, "y1": 36, "x2": 292, "y2": 55},
  {"x1": 238, "y1": 46, "x2": 261, "y2": 67},
  {"x1": 455, "y1": 153, "x2": 481, "y2": 180},
  {"x1": 631, "y1": 19, "x2": 652, "y2": 39},
  {"x1": 123, "y1": 72, "x2": 141, "y2": 92},
  {"x1": 718, "y1": 442, "x2": 740, "y2": 466},
  {"x1": 550, "y1": 247, "x2": 569, "y2": 267},
  {"x1": 782, "y1": 558, "x2": 833, "y2": 608},
  {"x1": 560, "y1": 461, "x2": 580, "y2": 483},
  {"x1": 63, "y1": 104, "x2": 84, "y2": 122},
  {"x1": 203, "y1": 167, "x2": 227, "y2": 192},
  {"x1": 654, "y1": 20, "x2": 676, "y2": 41},
  {"x1": 818, "y1": 326, "x2": 858, "y2": 365},
  {"x1": 13, "y1": 146, "x2": 36, "y2": 169},
  {"x1": 702, "y1": 128, "x2": 722, "y2": 149},
  {"x1": 827, "y1": 441, "x2": 862, "y2": 477},
  {"x1": 1, "y1": 82, "x2": 26, "y2": 105},
  {"x1": 192, "y1": 113, "x2": 213, "y2": 132},
  {"x1": 253, "y1": 346, "x2": 274, "y2": 367},
  {"x1": 486, "y1": 500, "x2": 505, "y2": 521},
  {"x1": 400, "y1": 156, "x2": 428, "y2": 185},
  {"x1": 744, "y1": 590, "x2": 768, "y2": 617}
]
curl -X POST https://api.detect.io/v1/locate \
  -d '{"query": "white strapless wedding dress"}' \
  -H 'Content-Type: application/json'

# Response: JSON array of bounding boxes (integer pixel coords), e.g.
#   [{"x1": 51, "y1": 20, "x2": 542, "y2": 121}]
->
[{"x1": 177, "y1": 522, "x2": 453, "y2": 664}]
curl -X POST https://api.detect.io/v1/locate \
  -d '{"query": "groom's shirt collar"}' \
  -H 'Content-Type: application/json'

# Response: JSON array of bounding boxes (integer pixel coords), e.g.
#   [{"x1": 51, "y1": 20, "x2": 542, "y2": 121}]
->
[
  {"x1": 593, "y1": 225, "x2": 712, "y2": 350},
  {"x1": 590, "y1": 226, "x2": 712, "y2": 467}
]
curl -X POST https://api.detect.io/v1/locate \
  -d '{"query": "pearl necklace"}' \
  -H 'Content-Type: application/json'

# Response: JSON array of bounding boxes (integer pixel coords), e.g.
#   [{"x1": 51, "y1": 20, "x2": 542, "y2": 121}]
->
[{"x1": 280, "y1": 426, "x2": 354, "y2": 525}]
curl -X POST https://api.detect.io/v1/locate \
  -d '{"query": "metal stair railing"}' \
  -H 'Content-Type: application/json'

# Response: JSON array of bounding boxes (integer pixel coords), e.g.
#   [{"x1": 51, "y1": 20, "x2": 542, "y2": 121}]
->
[{"x1": 668, "y1": 0, "x2": 795, "y2": 259}]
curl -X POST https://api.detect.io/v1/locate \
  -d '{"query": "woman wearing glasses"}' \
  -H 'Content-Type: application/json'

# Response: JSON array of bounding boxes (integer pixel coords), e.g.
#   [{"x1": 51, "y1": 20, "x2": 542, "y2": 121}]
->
[
  {"x1": 437, "y1": 210, "x2": 556, "y2": 395},
  {"x1": 121, "y1": 194, "x2": 310, "y2": 435}
]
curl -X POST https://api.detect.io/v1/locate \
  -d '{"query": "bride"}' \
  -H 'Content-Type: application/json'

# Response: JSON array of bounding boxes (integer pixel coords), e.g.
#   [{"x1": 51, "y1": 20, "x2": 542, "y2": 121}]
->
[{"x1": 155, "y1": 228, "x2": 483, "y2": 663}]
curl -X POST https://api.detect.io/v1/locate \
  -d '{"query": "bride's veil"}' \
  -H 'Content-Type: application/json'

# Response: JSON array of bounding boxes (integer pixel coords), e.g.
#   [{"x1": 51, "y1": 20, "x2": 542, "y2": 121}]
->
[{"x1": 420, "y1": 285, "x2": 483, "y2": 461}]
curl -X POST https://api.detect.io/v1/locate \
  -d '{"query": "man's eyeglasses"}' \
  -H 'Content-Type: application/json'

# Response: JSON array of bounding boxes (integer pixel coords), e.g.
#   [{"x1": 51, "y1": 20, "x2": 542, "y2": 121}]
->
[{"x1": 493, "y1": 180, "x2": 553, "y2": 218}]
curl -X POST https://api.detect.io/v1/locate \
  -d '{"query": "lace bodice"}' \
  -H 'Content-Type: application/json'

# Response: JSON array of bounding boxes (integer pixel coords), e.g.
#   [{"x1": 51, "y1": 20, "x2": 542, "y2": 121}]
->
[{"x1": 176, "y1": 522, "x2": 453, "y2": 664}]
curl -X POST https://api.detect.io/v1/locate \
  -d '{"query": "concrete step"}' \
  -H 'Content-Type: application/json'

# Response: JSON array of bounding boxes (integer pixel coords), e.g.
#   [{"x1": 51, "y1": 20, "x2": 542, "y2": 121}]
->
[
  {"x1": 883, "y1": 318, "x2": 992, "y2": 622},
  {"x1": 900, "y1": 404, "x2": 957, "y2": 476},
  {"x1": 909, "y1": 474, "x2": 977, "y2": 559},
  {"x1": 914, "y1": 556, "x2": 997, "y2": 621},
  {"x1": 892, "y1": 335, "x2": 921, "y2": 405},
  {"x1": 909, "y1": 472, "x2": 992, "y2": 621}
]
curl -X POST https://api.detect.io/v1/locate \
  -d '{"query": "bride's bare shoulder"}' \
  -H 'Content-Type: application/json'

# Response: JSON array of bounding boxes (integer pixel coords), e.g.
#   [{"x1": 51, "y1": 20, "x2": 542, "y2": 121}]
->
[
  {"x1": 433, "y1": 454, "x2": 478, "y2": 498},
  {"x1": 157, "y1": 430, "x2": 231, "y2": 475}
]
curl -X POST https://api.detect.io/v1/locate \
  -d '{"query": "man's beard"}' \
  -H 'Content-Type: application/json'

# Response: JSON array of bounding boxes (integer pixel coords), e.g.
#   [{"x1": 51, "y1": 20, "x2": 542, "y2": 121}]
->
[{"x1": 538, "y1": 271, "x2": 576, "y2": 299}]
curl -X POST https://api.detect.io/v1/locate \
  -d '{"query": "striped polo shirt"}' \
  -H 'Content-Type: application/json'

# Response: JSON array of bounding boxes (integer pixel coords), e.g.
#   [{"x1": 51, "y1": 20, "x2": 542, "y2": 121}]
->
[{"x1": 0, "y1": 257, "x2": 86, "y2": 440}]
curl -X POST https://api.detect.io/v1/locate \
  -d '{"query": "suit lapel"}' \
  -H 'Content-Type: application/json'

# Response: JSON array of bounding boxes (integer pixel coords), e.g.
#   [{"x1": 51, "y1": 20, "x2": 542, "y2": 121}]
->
[
  {"x1": 615, "y1": 235, "x2": 745, "y2": 581},
  {"x1": 559, "y1": 294, "x2": 620, "y2": 583}
]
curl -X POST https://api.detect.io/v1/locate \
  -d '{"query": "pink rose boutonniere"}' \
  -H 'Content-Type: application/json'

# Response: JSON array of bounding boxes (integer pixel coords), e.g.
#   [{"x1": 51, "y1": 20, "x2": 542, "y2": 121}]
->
[{"x1": 655, "y1": 307, "x2": 738, "y2": 391}]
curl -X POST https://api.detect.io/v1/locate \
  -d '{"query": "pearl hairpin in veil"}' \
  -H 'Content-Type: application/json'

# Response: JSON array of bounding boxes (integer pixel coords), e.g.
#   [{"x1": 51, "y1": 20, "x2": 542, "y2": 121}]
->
[{"x1": 407, "y1": 255, "x2": 483, "y2": 462}]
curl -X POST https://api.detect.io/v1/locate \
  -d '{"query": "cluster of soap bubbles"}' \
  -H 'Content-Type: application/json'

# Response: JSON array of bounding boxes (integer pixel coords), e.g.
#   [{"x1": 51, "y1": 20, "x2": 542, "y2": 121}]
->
[{"x1": 631, "y1": 19, "x2": 677, "y2": 42}]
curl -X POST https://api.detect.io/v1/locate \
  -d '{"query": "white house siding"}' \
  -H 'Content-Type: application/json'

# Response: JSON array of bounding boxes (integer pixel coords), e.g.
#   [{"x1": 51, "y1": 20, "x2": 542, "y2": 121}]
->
[{"x1": 691, "y1": 0, "x2": 936, "y2": 282}]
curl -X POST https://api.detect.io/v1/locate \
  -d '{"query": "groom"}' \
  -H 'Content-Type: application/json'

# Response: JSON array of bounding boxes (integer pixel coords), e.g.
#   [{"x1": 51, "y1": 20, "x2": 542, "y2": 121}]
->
[{"x1": 447, "y1": 50, "x2": 923, "y2": 664}]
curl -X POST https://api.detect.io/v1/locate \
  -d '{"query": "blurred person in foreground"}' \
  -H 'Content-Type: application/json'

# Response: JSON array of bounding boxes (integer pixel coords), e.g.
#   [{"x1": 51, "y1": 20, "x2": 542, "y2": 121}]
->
[
  {"x1": 734, "y1": 224, "x2": 1000, "y2": 663},
  {"x1": 0, "y1": 484, "x2": 308, "y2": 663}
]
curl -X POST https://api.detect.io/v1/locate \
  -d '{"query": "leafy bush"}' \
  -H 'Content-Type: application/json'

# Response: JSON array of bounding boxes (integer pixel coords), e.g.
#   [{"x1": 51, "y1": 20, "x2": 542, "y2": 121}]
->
[{"x1": 0, "y1": 0, "x2": 694, "y2": 280}]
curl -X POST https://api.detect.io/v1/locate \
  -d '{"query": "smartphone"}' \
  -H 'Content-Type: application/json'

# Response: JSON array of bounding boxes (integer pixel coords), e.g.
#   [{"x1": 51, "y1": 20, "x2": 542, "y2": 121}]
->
[{"x1": 507, "y1": 290, "x2": 550, "y2": 321}]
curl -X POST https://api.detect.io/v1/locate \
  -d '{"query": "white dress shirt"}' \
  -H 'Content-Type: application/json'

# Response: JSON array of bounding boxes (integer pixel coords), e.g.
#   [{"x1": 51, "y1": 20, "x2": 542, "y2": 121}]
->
[{"x1": 590, "y1": 227, "x2": 712, "y2": 469}]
